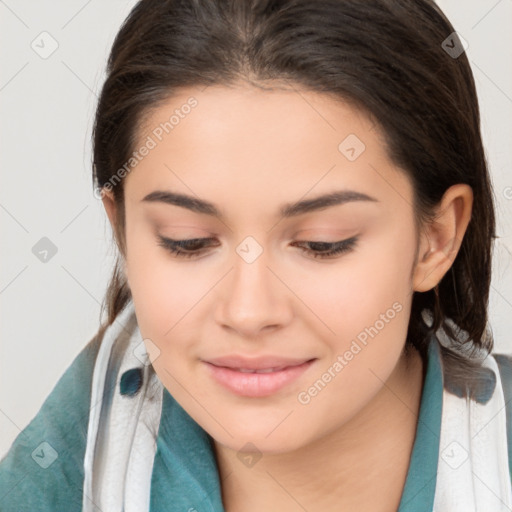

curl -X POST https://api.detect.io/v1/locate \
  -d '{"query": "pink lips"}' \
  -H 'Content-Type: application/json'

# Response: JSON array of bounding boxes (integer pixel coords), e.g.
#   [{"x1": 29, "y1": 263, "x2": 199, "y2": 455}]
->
[{"x1": 202, "y1": 355, "x2": 316, "y2": 397}]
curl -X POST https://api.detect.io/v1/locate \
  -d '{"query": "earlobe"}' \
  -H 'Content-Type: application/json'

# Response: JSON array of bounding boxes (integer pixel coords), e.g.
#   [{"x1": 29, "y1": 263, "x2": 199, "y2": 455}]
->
[
  {"x1": 413, "y1": 235, "x2": 461, "y2": 292},
  {"x1": 412, "y1": 184, "x2": 473, "y2": 293}
]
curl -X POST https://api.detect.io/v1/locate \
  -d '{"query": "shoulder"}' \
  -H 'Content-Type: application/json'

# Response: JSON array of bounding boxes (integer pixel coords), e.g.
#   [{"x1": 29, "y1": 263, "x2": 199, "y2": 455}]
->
[{"x1": 0, "y1": 329, "x2": 104, "y2": 512}]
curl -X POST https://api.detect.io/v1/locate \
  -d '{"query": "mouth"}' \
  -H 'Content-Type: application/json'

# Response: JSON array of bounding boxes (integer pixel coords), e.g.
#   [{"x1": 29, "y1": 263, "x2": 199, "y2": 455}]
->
[
  {"x1": 202, "y1": 358, "x2": 317, "y2": 397},
  {"x1": 204, "y1": 354, "x2": 315, "y2": 371},
  {"x1": 231, "y1": 366, "x2": 299, "y2": 373}
]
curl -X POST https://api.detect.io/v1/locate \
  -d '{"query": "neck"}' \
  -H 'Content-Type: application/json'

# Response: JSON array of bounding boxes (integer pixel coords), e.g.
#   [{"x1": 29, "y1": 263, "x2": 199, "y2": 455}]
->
[{"x1": 213, "y1": 345, "x2": 426, "y2": 512}]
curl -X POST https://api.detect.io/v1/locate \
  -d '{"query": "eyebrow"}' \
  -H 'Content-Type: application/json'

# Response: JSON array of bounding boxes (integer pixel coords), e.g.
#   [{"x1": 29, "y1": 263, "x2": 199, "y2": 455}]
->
[{"x1": 141, "y1": 189, "x2": 378, "y2": 219}]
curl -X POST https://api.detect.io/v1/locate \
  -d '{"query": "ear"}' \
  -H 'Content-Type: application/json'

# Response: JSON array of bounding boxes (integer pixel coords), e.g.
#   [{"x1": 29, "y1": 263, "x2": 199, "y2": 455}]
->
[
  {"x1": 101, "y1": 187, "x2": 117, "y2": 230},
  {"x1": 412, "y1": 184, "x2": 473, "y2": 292},
  {"x1": 101, "y1": 187, "x2": 128, "y2": 278}
]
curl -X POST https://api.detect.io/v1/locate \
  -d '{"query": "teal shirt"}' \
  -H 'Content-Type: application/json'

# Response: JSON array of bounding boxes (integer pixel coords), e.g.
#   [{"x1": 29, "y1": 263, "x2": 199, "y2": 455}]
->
[
  {"x1": 0, "y1": 333, "x2": 509, "y2": 511},
  {"x1": 398, "y1": 338, "x2": 443, "y2": 511}
]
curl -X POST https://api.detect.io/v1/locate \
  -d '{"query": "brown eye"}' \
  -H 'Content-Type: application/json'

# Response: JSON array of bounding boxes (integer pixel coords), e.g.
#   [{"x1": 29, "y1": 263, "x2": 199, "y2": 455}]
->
[
  {"x1": 291, "y1": 236, "x2": 358, "y2": 259},
  {"x1": 157, "y1": 236, "x2": 217, "y2": 258}
]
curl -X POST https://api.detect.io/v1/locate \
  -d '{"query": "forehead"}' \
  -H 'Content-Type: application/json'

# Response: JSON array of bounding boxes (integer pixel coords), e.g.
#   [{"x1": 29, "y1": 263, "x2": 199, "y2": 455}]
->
[
  {"x1": 124, "y1": 83, "x2": 413, "y2": 217},
  {"x1": 137, "y1": 82, "x2": 377, "y2": 157}
]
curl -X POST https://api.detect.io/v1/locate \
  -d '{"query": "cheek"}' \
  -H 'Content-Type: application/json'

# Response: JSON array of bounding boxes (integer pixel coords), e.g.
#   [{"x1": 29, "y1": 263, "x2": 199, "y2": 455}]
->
[
  {"x1": 295, "y1": 231, "x2": 415, "y2": 338},
  {"x1": 288, "y1": 247, "x2": 415, "y2": 432},
  {"x1": 124, "y1": 225, "x2": 197, "y2": 341}
]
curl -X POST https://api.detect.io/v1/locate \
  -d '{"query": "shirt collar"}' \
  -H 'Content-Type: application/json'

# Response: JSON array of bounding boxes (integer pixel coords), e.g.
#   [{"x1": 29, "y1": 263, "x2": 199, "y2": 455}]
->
[{"x1": 398, "y1": 334, "x2": 443, "y2": 511}]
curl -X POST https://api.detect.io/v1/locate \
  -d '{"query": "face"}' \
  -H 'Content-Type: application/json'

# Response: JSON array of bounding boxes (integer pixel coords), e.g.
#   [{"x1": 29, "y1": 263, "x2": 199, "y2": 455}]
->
[{"x1": 114, "y1": 83, "x2": 422, "y2": 454}]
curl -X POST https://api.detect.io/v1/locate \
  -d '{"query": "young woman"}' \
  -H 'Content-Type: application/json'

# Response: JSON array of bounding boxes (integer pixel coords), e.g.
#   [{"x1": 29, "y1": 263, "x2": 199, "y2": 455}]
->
[{"x1": 1, "y1": 0, "x2": 511, "y2": 511}]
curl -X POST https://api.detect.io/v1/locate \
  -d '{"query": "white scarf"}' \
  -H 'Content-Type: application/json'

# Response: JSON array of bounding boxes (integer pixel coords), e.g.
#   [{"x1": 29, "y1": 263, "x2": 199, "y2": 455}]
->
[
  {"x1": 82, "y1": 301, "x2": 163, "y2": 511},
  {"x1": 82, "y1": 300, "x2": 512, "y2": 511},
  {"x1": 433, "y1": 353, "x2": 512, "y2": 511}
]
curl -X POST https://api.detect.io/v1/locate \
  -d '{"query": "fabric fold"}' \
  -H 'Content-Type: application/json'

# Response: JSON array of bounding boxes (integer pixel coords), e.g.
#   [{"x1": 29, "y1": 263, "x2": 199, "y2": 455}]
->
[{"x1": 82, "y1": 300, "x2": 163, "y2": 512}]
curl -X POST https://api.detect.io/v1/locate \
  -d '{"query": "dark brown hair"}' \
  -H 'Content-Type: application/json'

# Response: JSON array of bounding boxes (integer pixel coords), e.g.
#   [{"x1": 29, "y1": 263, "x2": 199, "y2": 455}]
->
[{"x1": 92, "y1": 0, "x2": 497, "y2": 388}]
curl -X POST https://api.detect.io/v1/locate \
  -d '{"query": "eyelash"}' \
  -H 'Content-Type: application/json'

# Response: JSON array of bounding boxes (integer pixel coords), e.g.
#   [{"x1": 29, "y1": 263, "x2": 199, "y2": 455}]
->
[{"x1": 156, "y1": 235, "x2": 358, "y2": 260}]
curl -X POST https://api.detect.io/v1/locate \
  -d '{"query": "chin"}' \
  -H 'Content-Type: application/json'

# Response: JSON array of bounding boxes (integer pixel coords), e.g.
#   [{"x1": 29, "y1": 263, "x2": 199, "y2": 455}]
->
[{"x1": 210, "y1": 424, "x2": 306, "y2": 455}]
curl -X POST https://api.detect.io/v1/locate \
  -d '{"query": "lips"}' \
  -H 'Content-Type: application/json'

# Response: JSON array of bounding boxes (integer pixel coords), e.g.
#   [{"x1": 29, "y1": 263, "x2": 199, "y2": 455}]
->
[
  {"x1": 204, "y1": 355, "x2": 315, "y2": 371},
  {"x1": 236, "y1": 367, "x2": 288, "y2": 374},
  {"x1": 203, "y1": 357, "x2": 316, "y2": 397}
]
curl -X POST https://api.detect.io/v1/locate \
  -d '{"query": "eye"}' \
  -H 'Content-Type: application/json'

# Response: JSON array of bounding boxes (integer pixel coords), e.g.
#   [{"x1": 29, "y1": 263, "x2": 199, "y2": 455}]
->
[
  {"x1": 291, "y1": 236, "x2": 358, "y2": 259},
  {"x1": 157, "y1": 235, "x2": 358, "y2": 260},
  {"x1": 157, "y1": 236, "x2": 217, "y2": 259}
]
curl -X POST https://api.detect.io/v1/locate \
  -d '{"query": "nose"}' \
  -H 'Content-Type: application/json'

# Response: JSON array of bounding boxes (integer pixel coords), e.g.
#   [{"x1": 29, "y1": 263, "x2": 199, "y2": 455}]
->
[{"x1": 215, "y1": 247, "x2": 292, "y2": 338}]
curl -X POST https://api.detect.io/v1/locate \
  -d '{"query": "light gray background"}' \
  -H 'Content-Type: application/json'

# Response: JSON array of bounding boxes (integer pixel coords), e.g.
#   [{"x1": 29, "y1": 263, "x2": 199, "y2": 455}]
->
[{"x1": 1, "y1": 0, "x2": 511, "y2": 458}]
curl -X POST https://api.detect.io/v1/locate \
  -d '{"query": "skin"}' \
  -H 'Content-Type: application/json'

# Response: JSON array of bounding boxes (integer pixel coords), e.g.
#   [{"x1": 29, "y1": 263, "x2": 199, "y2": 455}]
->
[{"x1": 102, "y1": 82, "x2": 473, "y2": 511}]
